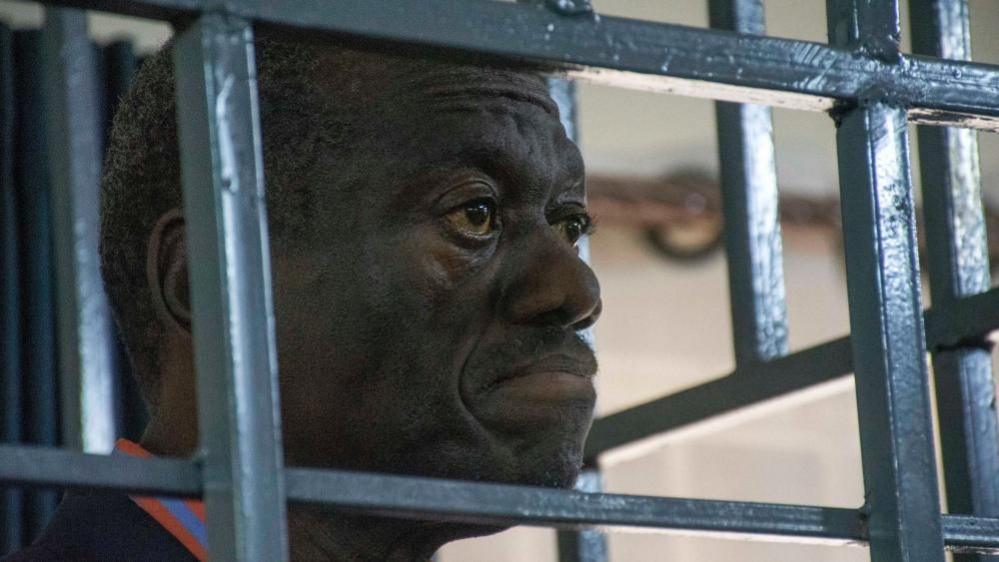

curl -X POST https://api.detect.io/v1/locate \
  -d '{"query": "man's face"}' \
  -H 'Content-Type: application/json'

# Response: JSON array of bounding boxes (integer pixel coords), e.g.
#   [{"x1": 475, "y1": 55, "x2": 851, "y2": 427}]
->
[{"x1": 272, "y1": 74, "x2": 601, "y2": 488}]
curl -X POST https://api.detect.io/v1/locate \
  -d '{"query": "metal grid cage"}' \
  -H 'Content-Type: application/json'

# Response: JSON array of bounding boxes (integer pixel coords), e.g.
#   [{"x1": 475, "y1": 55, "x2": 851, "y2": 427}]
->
[{"x1": 2, "y1": 0, "x2": 999, "y2": 560}]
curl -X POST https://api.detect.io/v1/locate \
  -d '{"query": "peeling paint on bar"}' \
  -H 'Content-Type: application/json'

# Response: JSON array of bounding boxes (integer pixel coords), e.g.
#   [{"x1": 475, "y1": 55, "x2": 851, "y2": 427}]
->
[
  {"x1": 709, "y1": 0, "x2": 788, "y2": 366},
  {"x1": 173, "y1": 14, "x2": 288, "y2": 562}
]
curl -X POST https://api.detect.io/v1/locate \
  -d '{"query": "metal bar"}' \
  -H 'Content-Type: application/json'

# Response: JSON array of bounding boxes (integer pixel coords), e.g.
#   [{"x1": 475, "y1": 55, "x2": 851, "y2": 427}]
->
[
  {"x1": 855, "y1": 0, "x2": 903, "y2": 62},
  {"x1": 173, "y1": 13, "x2": 288, "y2": 562},
  {"x1": 42, "y1": 8, "x2": 117, "y2": 454},
  {"x1": 103, "y1": 40, "x2": 138, "y2": 136},
  {"x1": 2, "y1": 441, "x2": 999, "y2": 552},
  {"x1": 586, "y1": 336, "x2": 852, "y2": 457},
  {"x1": 36, "y1": 0, "x2": 999, "y2": 131},
  {"x1": 13, "y1": 28, "x2": 61, "y2": 542},
  {"x1": 285, "y1": 467, "x2": 867, "y2": 546},
  {"x1": 946, "y1": 516, "x2": 999, "y2": 554},
  {"x1": 911, "y1": 4, "x2": 999, "y2": 562},
  {"x1": 830, "y1": 2, "x2": 945, "y2": 559},
  {"x1": 709, "y1": 0, "x2": 788, "y2": 366},
  {"x1": 2, "y1": 439, "x2": 999, "y2": 552},
  {"x1": 925, "y1": 287, "x2": 999, "y2": 349},
  {"x1": 833, "y1": 60, "x2": 946, "y2": 562},
  {"x1": 0, "y1": 21, "x2": 23, "y2": 555},
  {"x1": 835, "y1": 103, "x2": 945, "y2": 562},
  {"x1": 0, "y1": 444, "x2": 202, "y2": 497},
  {"x1": 557, "y1": 469, "x2": 609, "y2": 562}
]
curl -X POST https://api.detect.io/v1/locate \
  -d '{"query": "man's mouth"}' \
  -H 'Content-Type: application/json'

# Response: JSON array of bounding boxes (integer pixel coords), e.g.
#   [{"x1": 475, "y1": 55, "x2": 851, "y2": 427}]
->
[
  {"x1": 482, "y1": 354, "x2": 596, "y2": 400},
  {"x1": 459, "y1": 330, "x2": 598, "y2": 431},
  {"x1": 464, "y1": 351, "x2": 597, "y2": 433}
]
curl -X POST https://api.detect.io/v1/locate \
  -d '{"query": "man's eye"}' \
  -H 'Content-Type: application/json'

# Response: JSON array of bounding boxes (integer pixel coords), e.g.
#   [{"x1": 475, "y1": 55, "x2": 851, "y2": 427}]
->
[
  {"x1": 553, "y1": 214, "x2": 592, "y2": 246},
  {"x1": 446, "y1": 199, "x2": 496, "y2": 237}
]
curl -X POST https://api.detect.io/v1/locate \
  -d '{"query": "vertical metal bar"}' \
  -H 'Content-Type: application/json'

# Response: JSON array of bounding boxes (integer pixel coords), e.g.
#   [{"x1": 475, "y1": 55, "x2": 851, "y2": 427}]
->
[
  {"x1": 103, "y1": 41, "x2": 138, "y2": 137},
  {"x1": 547, "y1": 74, "x2": 609, "y2": 562},
  {"x1": 836, "y1": 104, "x2": 946, "y2": 562},
  {"x1": 556, "y1": 469, "x2": 609, "y2": 562},
  {"x1": 0, "y1": 21, "x2": 24, "y2": 555},
  {"x1": 173, "y1": 14, "x2": 289, "y2": 562},
  {"x1": 42, "y1": 8, "x2": 117, "y2": 453},
  {"x1": 709, "y1": 0, "x2": 788, "y2": 367},
  {"x1": 14, "y1": 29, "x2": 60, "y2": 540},
  {"x1": 829, "y1": 3, "x2": 945, "y2": 560},
  {"x1": 856, "y1": 0, "x2": 904, "y2": 62},
  {"x1": 910, "y1": 3, "x2": 999, "y2": 562}
]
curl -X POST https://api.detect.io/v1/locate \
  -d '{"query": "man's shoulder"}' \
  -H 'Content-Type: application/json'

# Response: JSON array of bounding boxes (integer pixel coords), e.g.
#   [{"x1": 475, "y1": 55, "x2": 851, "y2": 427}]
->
[{"x1": 2, "y1": 491, "x2": 196, "y2": 561}]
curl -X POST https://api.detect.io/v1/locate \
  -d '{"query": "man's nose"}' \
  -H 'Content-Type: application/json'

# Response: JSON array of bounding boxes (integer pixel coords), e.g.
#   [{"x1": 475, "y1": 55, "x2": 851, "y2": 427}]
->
[{"x1": 501, "y1": 236, "x2": 602, "y2": 331}]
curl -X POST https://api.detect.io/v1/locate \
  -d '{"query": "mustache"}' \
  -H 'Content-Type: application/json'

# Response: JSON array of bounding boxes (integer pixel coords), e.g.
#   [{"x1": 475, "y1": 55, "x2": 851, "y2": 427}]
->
[{"x1": 468, "y1": 326, "x2": 598, "y2": 391}]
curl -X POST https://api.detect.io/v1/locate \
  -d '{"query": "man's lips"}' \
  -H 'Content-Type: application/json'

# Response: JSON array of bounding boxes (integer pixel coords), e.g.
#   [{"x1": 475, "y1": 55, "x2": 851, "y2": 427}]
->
[
  {"x1": 467, "y1": 352, "x2": 596, "y2": 431},
  {"x1": 482, "y1": 353, "x2": 597, "y2": 395}
]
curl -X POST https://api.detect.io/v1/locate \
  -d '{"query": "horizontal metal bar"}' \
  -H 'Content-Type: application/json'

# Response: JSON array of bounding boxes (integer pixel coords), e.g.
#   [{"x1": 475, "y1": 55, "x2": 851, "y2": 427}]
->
[
  {"x1": 0, "y1": 444, "x2": 202, "y2": 496},
  {"x1": 946, "y1": 515, "x2": 999, "y2": 553},
  {"x1": 585, "y1": 336, "x2": 853, "y2": 457},
  {"x1": 285, "y1": 467, "x2": 866, "y2": 546},
  {"x1": 39, "y1": 0, "x2": 999, "y2": 131},
  {"x1": 3, "y1": 445, "x2": 999, "y2": 552},
  {"x1": 286, "y1": 468, "x2": 999, "y2": 553},
  {"x1": 925, "y1": 286, "x2": 999, "y2": 349}
]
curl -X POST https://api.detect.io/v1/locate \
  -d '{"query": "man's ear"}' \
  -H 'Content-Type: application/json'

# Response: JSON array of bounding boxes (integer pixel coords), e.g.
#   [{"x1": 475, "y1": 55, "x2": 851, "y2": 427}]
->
[{"x1": 147, "y1": 208, "x2": 191, "y2": 334}]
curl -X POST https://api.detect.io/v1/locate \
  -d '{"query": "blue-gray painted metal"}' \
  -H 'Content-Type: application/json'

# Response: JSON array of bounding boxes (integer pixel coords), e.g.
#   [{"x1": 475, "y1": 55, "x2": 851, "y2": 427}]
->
[
  {"x1": 14, "y1": 29, "x2": 61, "y2": 541},
  {"x1": 854, "y1": 0, "x2": 903, "y2": 63},
  {"x1": 925, "y1": 287, "x2": 999, "y2": 348},
  {"x1": 836, "y1": 100, "x2": 945, "y2": 562},
  {"x1": 831, "y1": 2, "x2": 944, "y2": 559},
  {"x1": 285, "y1": 467, "x2": 867, "y2": 545},
  {"x1": 0, "y1": 444, "x2": 202, "y2": 497},
  {"x1": 911, "y1": 3, "x2": 999, "y2": 562},
  {"x1": 709, "y1": 0, "x2": 788, "y2": 366},
  {"x1": 173, "y1": 14, "x2": 288, "y2": 562},
  {"x1": 947, "y1": 516, "x2": 999, "y2": 554},
  {"x1": 0, "y1": 21, "x2": 23, "y2": 555},
  {"x1": 6, "y1": 440, "x2": 999, "y2": 552},
  {"x1": 38, "y1": 0, "x2": 999, "y2": 131},
  {"x1": 42, "y1": 8, "x2": 117, "y2": 454},
  {"x1": 557, "y1": 469, "x2": 609, "y2": 562}
]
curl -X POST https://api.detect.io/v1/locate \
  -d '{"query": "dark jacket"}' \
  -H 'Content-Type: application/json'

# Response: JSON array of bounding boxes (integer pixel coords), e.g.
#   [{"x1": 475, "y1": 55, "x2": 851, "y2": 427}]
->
[{"x1": 2, "y1": 492, "x2": 196, "y2": 561}]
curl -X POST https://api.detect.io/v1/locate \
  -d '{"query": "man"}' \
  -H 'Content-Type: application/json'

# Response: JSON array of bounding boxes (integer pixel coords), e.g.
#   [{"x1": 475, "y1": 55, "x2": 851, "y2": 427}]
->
[{"x1": 6, "y1": 31, "x2": 600, "y2": 561}]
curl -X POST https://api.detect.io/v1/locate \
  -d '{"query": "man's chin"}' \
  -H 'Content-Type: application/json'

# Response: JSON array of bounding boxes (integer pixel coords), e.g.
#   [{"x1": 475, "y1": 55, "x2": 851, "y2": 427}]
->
[{"x1": 513, "y1": 438, "x2": 586, "y2": 489}]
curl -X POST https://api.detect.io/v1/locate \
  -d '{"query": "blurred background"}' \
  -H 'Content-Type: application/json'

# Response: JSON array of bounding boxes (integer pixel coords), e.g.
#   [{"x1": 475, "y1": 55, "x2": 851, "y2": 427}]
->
[{"x1": 1, "y1": 0, "x2": 998, "y2": 560}]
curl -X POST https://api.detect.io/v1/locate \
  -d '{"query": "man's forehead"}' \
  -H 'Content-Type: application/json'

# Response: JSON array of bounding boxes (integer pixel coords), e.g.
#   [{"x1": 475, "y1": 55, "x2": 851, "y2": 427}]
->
[
  {"x1": 406, "y1": 69, "x2": 558, "y2": 117},
  {"x1": 312, "y1": 47, "x2": 556, "y2": 116}
]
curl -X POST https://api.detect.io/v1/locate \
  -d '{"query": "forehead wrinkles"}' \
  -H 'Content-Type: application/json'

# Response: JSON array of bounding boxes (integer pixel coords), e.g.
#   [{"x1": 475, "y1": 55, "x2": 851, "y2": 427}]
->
[{"x1": 391, "y1": 66, "x2": 558, "y2": 117}]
